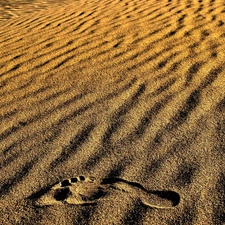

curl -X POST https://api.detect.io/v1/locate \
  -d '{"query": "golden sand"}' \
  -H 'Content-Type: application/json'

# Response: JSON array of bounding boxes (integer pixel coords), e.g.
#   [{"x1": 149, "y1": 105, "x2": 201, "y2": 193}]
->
[{"x1": 0, "y1": 0, "x2": 225, "y2": 224}]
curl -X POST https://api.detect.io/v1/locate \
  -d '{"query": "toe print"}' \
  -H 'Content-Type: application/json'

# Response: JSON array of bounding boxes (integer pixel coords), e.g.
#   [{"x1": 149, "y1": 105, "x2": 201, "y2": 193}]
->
[
  {"x1": 79, "y1": 176, "x2": 85, "y2": 181},
  {"x1": 61, "y1": 179, "x2": 71, "y2": 187},
  {"x1": 71, "y1": 177, "x2": 78, "y2": 183}
]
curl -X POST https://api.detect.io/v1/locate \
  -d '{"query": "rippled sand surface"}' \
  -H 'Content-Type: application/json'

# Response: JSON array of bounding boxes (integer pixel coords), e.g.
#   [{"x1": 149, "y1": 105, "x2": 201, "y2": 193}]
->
[{"x1": 1, "y1": 0, "x2": 225, "y2": 224}]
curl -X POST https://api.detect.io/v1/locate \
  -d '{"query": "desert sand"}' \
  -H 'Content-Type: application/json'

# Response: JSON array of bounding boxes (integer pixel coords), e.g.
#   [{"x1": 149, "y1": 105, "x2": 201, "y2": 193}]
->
[{"x1": 0, "y1": 0, "x2": 225, "y2": 224}]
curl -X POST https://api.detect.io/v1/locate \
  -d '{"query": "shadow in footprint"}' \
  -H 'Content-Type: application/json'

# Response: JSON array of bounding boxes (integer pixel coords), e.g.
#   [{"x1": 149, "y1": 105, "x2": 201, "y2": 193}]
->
[
  {"x1": 101, "y1": 177, "x2": 180, "y2": 208},
  {"x1": 54, "y1": 187, "x2": 71, "y2": 201},
  {"x1": 149, "y1": 190, "x2": 180, "y2": 207},
  {"x1": 101, "y1": 177, "x2": 146, "y2": 190}
]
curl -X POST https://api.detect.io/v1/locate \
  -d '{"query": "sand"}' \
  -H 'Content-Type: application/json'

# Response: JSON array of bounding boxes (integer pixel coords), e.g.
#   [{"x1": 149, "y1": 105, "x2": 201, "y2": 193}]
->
[{"x1": 0, "y1": 0, "x2": 225, "y2": 224}]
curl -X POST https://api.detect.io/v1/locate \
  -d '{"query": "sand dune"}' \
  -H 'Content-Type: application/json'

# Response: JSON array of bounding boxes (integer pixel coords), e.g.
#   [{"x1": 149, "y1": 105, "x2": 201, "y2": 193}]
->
[{"x1": 0, "y1": 0, "x2": 225, "y2": 224}]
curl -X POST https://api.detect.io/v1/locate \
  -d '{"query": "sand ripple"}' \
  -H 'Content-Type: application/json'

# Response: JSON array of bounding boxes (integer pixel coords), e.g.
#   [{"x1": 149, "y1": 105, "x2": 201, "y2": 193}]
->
[{"x1": 0, "y1": 0, "x2": 225, "y2": 224}]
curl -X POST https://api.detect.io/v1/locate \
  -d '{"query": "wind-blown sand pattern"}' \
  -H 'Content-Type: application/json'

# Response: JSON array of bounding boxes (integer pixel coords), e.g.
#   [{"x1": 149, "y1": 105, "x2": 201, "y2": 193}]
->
[{"x1": 0, "y1": 0, "x2": 225, "y2": 224}]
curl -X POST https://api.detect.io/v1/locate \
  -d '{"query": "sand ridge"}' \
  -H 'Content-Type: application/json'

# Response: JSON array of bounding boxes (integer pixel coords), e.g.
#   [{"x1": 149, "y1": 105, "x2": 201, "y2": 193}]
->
[{"x1": 0, "y1": 0, "x2": 225, "y2": 224}]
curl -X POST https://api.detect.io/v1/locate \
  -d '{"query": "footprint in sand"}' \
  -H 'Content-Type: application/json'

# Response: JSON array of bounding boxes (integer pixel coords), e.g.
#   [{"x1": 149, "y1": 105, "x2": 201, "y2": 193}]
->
[{"x1": 34, "y1": 176, "x2": 180, "y2": 209}]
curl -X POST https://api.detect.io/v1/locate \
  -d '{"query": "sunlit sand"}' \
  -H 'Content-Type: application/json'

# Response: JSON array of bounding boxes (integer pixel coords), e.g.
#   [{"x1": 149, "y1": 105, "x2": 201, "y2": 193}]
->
[{"x1": 1, "y1": 0, "x2": 225, "y2": 224}]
